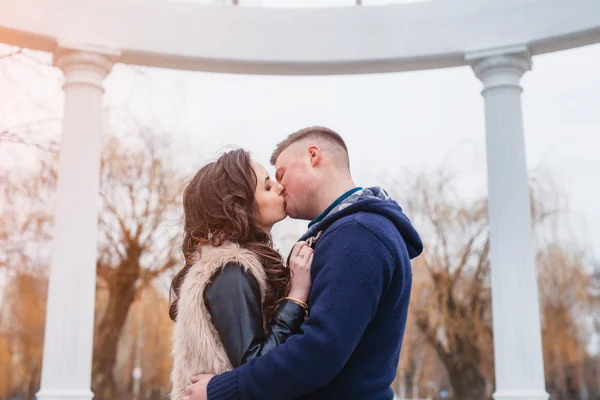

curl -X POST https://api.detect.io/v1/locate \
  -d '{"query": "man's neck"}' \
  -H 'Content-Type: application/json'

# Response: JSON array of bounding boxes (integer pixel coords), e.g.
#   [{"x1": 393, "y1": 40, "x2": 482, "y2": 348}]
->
[{"x1": 315, "y1": 178, "x2": 357, "y2": 216}]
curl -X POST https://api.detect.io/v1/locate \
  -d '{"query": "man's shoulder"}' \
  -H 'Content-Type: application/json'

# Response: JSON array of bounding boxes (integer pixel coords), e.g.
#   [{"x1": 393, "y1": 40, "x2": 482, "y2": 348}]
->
[
  {"x1": 314, "y1": 213, "x2": 397, "y2": 273},
  {"x1": 320, "y1": 211, "x2": 398, "y2": 247},
  {"x1": 327, "y1": 211, "x2": 396, "y2": 233}
]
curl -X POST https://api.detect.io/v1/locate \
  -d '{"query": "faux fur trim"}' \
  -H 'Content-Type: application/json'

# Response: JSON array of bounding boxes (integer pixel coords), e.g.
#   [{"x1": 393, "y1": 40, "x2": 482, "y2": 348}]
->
[{"x1": 170, "y1": 243, "x2": 267, "y2": 400}]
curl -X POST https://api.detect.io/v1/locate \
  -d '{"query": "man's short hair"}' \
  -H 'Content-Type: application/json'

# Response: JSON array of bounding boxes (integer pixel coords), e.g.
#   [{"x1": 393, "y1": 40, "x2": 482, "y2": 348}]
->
[{"x1": 270, "y1": 126, "x2": 349, "y2": 167}]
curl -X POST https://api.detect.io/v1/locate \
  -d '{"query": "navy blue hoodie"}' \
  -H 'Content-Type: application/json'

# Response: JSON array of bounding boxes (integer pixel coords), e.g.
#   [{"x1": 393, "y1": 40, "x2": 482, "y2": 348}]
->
[{"x1": 207, "y1": 187, "x2": 423, "y2": 400}]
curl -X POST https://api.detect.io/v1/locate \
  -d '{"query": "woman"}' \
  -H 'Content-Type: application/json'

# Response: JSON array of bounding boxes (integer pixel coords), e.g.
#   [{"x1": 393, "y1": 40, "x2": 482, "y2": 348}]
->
[{"x1": 169, "y1": 149, "x2": 313, "y2": 400}]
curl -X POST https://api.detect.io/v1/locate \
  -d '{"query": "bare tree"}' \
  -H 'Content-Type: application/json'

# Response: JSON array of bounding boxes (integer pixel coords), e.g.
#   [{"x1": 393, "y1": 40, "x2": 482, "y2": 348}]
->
[
  {"x1": 0, "y1": 47, "x2": 58, "y2": 397},
  {"x1": 113, "y1": 286, "x2": 174, "y2": 400},
  {"x1": 389, "y1": 167, "x2": 597, "y2": 400},
  {"x1": 0, "y1": 46, "x2": 59, "y2": 273},
  {"x1": 92, "y1": 131, "x2": 183, "y2": 399},
  {"x1": 0, "y1": 272, "x2": 48, "y2": 399},
  {"x1": 395, "y1": 171, "x2": 492, "y2": 400},
  {"x1": 395, "y1": 264, "x2": 452, "y2": 398},
  {"x1": 538, "y1": 246, "x2": 595, "y2": 399},
  {"x1": 0, "y1": 44, "x2": 61, "y2": 152}
]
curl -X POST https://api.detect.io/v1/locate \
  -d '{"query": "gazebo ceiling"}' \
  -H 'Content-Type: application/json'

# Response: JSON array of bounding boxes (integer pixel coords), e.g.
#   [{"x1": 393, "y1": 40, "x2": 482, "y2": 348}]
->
[{"x1": 0, "y1": 0, "x2": 599, "y2": 74}]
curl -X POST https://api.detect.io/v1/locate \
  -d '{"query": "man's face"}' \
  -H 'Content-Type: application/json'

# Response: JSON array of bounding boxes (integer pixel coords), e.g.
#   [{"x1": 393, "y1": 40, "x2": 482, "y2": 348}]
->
[{"x1": 275, "y1": 146, "x2": 318, "y2": 220}]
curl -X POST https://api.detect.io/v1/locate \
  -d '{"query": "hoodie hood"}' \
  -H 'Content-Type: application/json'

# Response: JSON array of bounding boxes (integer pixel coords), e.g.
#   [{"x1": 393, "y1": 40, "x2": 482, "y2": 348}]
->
[{"x1": 300, "y1": 187, "x2": 423, "y2": 259}]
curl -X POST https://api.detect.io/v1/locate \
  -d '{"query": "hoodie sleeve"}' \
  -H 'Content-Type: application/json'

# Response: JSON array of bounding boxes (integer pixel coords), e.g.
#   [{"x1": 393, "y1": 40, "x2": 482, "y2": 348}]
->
[{"x1": 207, "y1": 219, "x2": 396, "y2": 400}]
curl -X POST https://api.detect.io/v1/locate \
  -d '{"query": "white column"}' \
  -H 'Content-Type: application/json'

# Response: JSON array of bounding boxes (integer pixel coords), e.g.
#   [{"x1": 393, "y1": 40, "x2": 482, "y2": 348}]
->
[
  {"x1": 37, "y1": 47, "x2": 116, "y2": 400},
  {"x1": 468, "y1": 47, "x2": 549, "y2": 400}
]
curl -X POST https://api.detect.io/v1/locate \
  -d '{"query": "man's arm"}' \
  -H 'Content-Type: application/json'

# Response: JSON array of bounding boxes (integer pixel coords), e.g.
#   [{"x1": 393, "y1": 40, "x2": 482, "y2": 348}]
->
[{"x1": 208, "y1": 219, "x2": 396, "y2": 400}]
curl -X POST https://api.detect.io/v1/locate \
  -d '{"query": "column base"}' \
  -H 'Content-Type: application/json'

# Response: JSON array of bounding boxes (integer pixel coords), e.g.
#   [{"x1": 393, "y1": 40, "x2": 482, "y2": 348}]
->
[
  {"x1": 494, "y1": 390, "x2": 549, "y2": 400},
  {"x1": 36, "y1": 389, "x2": 94, "y2": 400}
]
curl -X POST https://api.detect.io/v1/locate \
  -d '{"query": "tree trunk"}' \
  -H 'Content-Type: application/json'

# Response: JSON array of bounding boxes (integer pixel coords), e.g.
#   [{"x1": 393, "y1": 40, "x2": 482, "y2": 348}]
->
[
  {"x1": 425, "y1": 323, "x2": 488, "y2": 400},
  {"x1": 92, "y1": 260, "x2": 139, "y2": 400},
  {"x1": 412, "y1": 357, "x2": 423, "y2": 399},
  {"x1": 396, "y1": 366, "x2": 405, "y2": 398},
  {"x1": 26, "y1": 360, "x2": 41, "y2": 399},
  {"x1": 446, "y1": 362, "x2": 487, "y2": 400}
]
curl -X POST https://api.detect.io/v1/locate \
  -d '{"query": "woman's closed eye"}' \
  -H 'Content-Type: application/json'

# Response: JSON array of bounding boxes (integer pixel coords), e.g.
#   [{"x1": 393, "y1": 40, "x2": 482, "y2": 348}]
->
[{"x1": 265, "y1": 177, "x2": 275, "y2": 191}]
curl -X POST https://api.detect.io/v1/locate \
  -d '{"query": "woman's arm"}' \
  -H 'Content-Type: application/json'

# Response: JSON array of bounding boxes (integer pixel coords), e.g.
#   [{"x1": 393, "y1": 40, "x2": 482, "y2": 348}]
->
[{"x1": 205, "y1": 262, "x2": 306, "y2": 367}]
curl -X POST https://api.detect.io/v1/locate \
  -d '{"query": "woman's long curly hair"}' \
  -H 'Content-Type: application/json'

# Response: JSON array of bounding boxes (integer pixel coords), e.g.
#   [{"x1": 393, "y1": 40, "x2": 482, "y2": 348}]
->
[{"x1": 169, "y1": 149, "x2": 291, "y2": 324}]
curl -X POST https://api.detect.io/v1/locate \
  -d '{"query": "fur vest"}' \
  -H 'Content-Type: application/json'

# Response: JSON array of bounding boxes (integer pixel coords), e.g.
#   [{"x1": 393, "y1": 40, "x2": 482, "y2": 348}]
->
[{"x1": 170, "y1": 243, "x2": 268, "y2": 400}]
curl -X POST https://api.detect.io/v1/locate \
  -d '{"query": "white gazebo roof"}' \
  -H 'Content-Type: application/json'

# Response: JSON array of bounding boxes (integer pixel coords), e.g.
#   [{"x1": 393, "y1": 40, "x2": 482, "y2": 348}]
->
[{"x1": 1, "y1": 0, "x2": 599, "y2": 74}]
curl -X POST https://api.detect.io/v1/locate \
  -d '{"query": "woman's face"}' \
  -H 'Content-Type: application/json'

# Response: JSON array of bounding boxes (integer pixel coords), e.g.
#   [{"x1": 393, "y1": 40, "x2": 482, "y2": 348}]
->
[{"x1": 253, "y1": 160, "x2": 287, "y2": 231}]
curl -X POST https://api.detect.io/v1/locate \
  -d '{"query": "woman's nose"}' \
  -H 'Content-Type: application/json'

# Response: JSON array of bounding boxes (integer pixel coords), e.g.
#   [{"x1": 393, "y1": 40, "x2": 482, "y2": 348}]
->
[{"x1": 275, "y1": 182, "x2": 285, "y2": 196}]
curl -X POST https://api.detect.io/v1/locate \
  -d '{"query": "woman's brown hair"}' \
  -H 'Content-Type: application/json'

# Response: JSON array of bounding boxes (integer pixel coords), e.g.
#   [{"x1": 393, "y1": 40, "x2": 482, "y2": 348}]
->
[{"x1": 169, "y1": 149, "x2": 291, "y2": 324}]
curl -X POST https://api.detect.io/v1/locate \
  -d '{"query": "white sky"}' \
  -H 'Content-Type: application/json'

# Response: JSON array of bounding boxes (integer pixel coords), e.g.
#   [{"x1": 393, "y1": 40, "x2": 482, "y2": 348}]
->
[{"x1": 96, "y1": 42, "x2": 600, "y2": 260}]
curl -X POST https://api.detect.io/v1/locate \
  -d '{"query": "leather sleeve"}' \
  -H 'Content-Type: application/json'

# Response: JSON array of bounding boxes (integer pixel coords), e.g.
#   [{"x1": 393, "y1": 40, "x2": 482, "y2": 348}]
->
[{"x1": 205, "y1": 262, "x2": 306, "y2": 368}]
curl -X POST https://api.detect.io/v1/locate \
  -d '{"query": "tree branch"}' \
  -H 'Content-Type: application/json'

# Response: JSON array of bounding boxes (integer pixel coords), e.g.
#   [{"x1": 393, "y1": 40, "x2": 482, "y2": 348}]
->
[
  {"x1": 0, "y1": 48, "x2": 23, "y2": 60},
  {"x1": 96, "y1": 260, "x2": 113, "y2": 284}
]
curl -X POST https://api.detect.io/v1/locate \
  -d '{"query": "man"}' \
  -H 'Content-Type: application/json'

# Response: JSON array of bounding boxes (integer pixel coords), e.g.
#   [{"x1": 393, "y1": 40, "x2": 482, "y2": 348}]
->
[{"x1": 183, "y1": 126, "x2": 423, "y2": 400}]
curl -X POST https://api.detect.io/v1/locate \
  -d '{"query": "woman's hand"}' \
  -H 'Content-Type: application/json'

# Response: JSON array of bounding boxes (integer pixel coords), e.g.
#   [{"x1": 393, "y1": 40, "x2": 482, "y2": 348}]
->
[{"x1": 288, "y1": 241, "x2": 313, "y2": 303}]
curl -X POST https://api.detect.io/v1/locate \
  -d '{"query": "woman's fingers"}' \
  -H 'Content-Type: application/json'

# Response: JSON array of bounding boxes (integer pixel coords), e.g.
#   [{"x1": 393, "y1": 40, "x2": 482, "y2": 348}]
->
[
  {"x1": 306, "y1": 253, "x2": 314, "y2": 267},
  {"x1": 291, "y1": 241, "x2": 308, "y2": 258},
  {"x1": 299, "y1": 245, "x2": 311, "y2": 257},
  {"x1": 299, "y1": 246, "x2": 313, "y2": 265}
]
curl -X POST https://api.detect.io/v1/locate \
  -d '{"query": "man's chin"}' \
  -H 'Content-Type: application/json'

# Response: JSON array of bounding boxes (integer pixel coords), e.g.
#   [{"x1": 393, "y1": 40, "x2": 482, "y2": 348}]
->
[
  {"x1": 284, "y1": 206, "x2": 307, "y2": 221},
  {"x1": 284, "y1": 204, "x2": 296, "y2": 219}
]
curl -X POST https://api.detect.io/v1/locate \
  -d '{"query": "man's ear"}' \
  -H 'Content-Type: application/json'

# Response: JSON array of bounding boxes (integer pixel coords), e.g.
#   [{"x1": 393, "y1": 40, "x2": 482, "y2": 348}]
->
[{"x1": 308, "y1": 145, "x2": 321, "y2": 167}]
